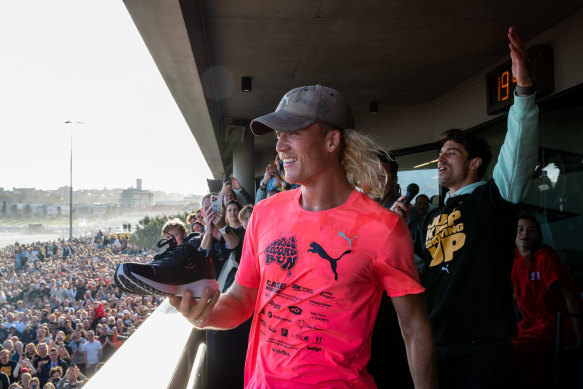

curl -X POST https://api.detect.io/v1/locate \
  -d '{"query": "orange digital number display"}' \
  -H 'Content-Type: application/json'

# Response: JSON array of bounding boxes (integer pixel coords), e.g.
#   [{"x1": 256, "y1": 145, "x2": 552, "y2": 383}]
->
[
  {"x1": 487, "y1": 61, "x2": 519, "y2": 114},
  {"x1": 497, "y1": 71, "x2": 517, "y2": 102}
]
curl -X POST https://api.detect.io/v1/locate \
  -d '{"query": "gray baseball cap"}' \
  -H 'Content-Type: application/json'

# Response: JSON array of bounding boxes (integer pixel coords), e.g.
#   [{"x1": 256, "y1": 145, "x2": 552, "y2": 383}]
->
[{"x1": 250, "y1": 85, "x2": 354, "y2": 135}]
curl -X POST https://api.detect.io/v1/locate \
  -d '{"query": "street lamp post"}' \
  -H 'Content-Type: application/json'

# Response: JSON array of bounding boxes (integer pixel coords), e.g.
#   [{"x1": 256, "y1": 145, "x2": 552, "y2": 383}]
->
[{"x1": 64, "y1": 121, "x2": 83, "y2": 240}]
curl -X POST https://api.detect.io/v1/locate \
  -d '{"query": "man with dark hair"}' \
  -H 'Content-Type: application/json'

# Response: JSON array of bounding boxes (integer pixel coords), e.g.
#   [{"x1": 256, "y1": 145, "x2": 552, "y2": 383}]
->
[
  {"x1": 69, "y1": 330, "x2": 86, "y2": 374},
  {"x1": 439, "y1": 128, "x2": 493, "y2": 180},
  {"x1": 393, "y1": 27, "x2": 539, "y2": 389},
  {"x1": 39, "y1": 347, "x2": 68, "y2": 387}
]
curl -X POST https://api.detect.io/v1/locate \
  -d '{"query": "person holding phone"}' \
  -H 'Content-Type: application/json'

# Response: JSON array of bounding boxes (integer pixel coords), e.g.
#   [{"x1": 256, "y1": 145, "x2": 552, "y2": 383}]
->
[
  {"x1": 256, "y1": 154, "x2": 299, "y2": 203},
  {"x1": 221, "y1": 176, "x2": 253, "y2": 206},
  {"x1": 201, "y1": 198, "x2": 244, "y2": 281}
]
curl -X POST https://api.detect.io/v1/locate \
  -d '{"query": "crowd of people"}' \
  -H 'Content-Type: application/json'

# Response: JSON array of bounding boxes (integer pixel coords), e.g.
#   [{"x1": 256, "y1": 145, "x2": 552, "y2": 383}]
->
[{"x1": 0, "y1": 237, "x2": 163, "y2": 388}]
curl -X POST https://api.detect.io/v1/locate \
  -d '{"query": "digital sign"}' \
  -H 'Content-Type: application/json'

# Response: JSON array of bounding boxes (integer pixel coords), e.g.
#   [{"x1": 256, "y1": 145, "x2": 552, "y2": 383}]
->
[{"x1": 486, "y1": 45, "x2": 554, "y2": 115}]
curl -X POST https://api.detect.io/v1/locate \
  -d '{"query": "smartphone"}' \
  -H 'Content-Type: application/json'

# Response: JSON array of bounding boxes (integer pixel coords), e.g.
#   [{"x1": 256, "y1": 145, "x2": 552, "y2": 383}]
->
[{"x1": 210, "y1": 195, "x2": 223, "y2": 214}]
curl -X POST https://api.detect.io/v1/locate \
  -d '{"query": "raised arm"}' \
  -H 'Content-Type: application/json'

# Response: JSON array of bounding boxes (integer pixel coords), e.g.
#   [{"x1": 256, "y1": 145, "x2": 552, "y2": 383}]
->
[
  {"x1": 391, "y1": 293, "x2": 438, "y2": 389},
  {"x1": 493, "y1": 26, "x2": 539, "y2": 203},
  {"x1": 169, "y1": 280, "x2": 257, "y2": 330}
]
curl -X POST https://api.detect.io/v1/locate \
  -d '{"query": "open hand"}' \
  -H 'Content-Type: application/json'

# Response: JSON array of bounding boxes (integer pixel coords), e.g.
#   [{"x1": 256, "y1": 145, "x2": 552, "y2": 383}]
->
[{"x1": 168, "y1": 288, "x2": 220, "y2": 328}]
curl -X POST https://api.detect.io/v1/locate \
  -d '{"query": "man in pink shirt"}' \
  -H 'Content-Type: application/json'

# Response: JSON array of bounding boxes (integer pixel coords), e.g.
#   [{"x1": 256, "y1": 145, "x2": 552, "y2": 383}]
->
[{"x1": 171, "y1": 85, "x2": 436, "y2": 388}]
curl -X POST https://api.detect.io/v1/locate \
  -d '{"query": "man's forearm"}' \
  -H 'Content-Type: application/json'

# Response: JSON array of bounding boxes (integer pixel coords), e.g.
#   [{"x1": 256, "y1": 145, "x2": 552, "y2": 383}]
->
[
  {"x1": 202, "y1": 289, "x2": 254, "y2": 330},
  {"x1": 201, "y1": 228, "x2": 213, "y2": 250},
  {"x1": 222, "y1": 230, "x2": 240, "y2": 249},
  {"x1": 402, "y1": 321, "x2": 438, "y2": 389},
  {"x1": 392, "y1": 294, "x2": 438, "y2": 389},
  {"x1": 493, "y1": 93, "x2": 539, "y2": 203}
]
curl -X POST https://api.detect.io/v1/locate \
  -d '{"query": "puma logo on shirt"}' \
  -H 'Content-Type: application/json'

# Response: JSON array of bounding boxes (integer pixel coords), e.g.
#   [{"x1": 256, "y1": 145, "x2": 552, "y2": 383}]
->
[{"x1": 308, "y1": 242, "x2": 350, "y2": 281}]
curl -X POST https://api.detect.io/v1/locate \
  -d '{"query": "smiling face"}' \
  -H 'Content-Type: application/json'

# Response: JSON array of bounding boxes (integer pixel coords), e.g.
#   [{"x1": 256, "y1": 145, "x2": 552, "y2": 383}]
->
[
  {"x1": 0, "y1": 350, "x2": 8, "y2": 364},
  {"x1": 276, "y1": 123, "x2": 339, "y2": 187},
  {"x1": 25, "y1": 343, "x2": 36, "y2": 355},
  {"x1": 437, "y1": 140, "x2": 481, "y2": 194}
]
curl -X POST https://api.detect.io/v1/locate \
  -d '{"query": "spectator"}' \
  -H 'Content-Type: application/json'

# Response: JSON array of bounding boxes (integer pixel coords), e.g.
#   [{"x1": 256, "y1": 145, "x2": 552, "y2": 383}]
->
[
  {"x1": 256, "y1": 154, "x2": 299, "y2": 203},
  {"x1": 0, "y1": 371, "x2": 9, "y2": 388},
  {"x1": 0, "y1": 348, "x2": 18, "y2": 383},
  {"x1": 377, "y1": 151, "x2": 401, "y2": 208},
  {"x1": 191, "y1": 222, "x2": 204, "y2": 234},
  {"x1": 23, "y1": 345, "x2": 37, "y2": 366},
  {"x1": 67, "y1": 331, "x2": 85, "y2": 376},
  {"x1": 31, "y1": 344, "x2": 49, "y2": 375},
  {"x1": 407, "y1": 193, "x2": 430, "y2": 237},
  {"x1": 29, "y1": 377, "x2": 40, "y2": 389},
  {"x1": 38, "y1": 348, "x2": 67, "y2": 387},
  {"x1": 81, "y1": 330, "x2": 101, "y2": 377},
  {"x1": 221, "y1": 176, "x2": 253, "y2": 206},
  {"x1": 73, "y1": 281, "x2": 85, "y2": 304},
  {"x1": 49, "y1": 283, "x2": 67, "y2": 306},
  {"x1": 201, "y1": 198, "x2": 244, "y2": 280},
  {"x1": 512, "y1": 214, "x2": 583, "y2": 387},
  {"x1": 185, "y1": 213, "x2": 199, "y2": 234},
  {"x1": 56, "y1": 364, "x2": 86, "y2": 389},
  {"x1": 393, "y1": 27, "x2": 539, "y2": 389},
  {"x1": 60, "y1": 246, "x2": 73, "y2": 261},
  {"x1": 238, "y1": 205, "x2": 253, "y2": 230},
  {"x1": 202, "y1": 201, "x2": 250, "y2": 389},
  {"x1": 18, "y1": 371, "x2": 32, "y2": 389},
  {"x1": 46, "y1": 367, "x2": 62, "y2": 388},
  {"x1": 2, "y1": 340, "x2": 14, "y2": 355},
  {"x1": 55, "y1": 346, "x2": 69, "y2": 368},
  {"x1": 11, "y1": 342, "x2": 23, "y2": 364},
  {"x1": 96, "y1": 325, "x2": 114, "y2": 362},
  {"x1": 224, "y1": 201, "x2": 243, "y2": 229}
]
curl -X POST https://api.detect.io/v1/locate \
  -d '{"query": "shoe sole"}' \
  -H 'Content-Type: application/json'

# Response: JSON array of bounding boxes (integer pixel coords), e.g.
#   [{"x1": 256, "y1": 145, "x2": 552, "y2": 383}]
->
[{"x1": 116, "y1": 264, "x2": 218, "y2": 297}]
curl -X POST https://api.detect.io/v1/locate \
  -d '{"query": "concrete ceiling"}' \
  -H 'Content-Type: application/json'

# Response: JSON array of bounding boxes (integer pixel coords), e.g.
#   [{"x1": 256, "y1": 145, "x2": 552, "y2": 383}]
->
[{"x1": 123, "y1": 0, "x2": 583, "y2": 178}]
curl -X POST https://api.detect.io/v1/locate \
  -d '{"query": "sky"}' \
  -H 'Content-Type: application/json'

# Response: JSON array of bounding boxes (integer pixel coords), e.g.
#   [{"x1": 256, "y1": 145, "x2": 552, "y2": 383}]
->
[{"x1": 0, "y1": 0, "x2": 213, "y2": 195}]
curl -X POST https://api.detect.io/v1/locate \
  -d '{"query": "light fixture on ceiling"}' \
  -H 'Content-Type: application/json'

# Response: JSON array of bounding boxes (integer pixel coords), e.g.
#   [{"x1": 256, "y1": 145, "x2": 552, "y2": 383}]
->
[
  {"x1": 413, "y1": 159, "x2": 439, "y2": 169},
  {"x1": 370, "y1": 101, "x2": 379, "y2": 114},
  {"x1": 242, "y1": 76, "x2": 252, "y2": 92}
]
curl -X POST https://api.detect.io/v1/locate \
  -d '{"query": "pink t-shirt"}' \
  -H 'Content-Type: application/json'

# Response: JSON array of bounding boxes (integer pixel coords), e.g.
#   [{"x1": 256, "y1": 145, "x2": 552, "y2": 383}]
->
[{"x1": 236, "y1": 188, "x2": 424, "y2": 388}]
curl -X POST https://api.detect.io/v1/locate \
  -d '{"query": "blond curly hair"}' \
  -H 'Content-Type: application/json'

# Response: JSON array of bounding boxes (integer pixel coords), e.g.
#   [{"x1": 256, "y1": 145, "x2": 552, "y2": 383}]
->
[{"x1": 319, "y1": 124, "x2": 388, "y2": 199}]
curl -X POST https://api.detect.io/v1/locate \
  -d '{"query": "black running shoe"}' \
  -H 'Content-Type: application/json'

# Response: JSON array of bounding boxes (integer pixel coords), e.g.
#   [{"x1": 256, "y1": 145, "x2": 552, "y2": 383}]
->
[{"x1": 115, "y1": 239, "x2": 218, "y2": 297}]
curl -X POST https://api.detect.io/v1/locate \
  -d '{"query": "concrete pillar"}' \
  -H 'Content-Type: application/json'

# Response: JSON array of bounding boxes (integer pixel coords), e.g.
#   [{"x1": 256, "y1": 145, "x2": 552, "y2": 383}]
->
[{"x1": 232, "y1": 128, "x2": 255, "y2": 197}]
